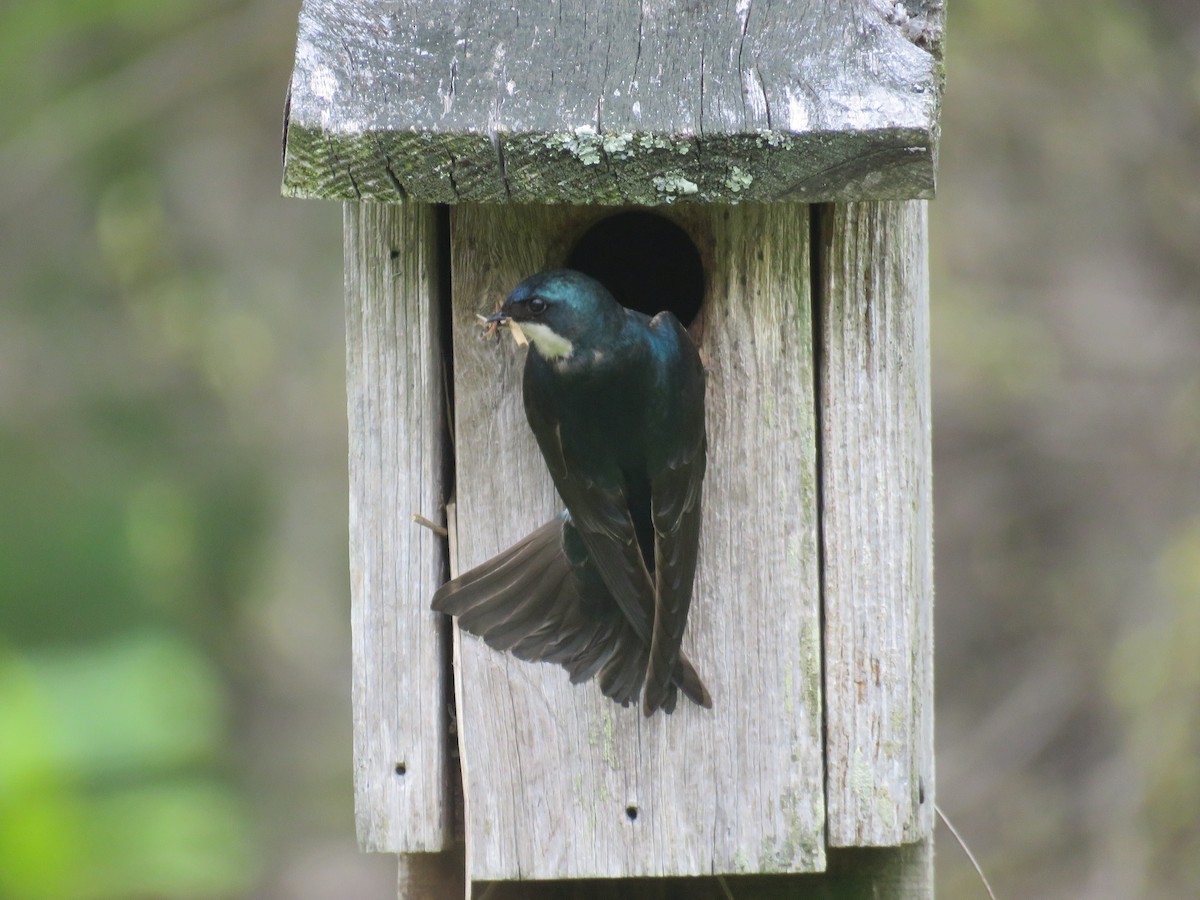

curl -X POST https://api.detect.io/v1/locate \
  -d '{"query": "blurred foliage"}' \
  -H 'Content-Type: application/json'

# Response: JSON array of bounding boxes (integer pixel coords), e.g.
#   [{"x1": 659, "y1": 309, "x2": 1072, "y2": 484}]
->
[
  {"x1": 1, "y1": 0, "x2": 1197, "y2": 898},
  {"x1": 934, "y1": 0, "x2": 1200, "y2": 898},
  {"x1": 0, "y1": 3, "x2": 271, "y2": 895},
  {"x1": 0, "y1": 637, "x2": 255, "y2": 898},
  {"x1": 1107, "y1": 521, "x2": 1200, "y2": 893},
  {"x1": 0, "y1": 0, "x2": 372, "y2": 896}
]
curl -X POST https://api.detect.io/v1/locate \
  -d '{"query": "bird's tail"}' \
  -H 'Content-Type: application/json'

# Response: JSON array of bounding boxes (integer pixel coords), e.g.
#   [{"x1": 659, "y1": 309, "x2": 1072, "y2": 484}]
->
[
  {"x1": 670, "y1": 656, "x2": 712, "y2": 711},
  {"x1": 642, "y1": 651, "x2": 712, "y2": 715},
  {"x1": 433, "y1": 513, "x2": 711, "y2": 714},
  {"x1": 433, "y1": 514, "x2": 645, "y2": 706}
]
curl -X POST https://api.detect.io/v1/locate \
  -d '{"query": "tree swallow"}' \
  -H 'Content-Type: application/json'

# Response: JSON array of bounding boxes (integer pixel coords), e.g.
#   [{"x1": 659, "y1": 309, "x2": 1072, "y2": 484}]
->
[{"x1": 433, "y1": 269, "x2": 712, "y2": 716}]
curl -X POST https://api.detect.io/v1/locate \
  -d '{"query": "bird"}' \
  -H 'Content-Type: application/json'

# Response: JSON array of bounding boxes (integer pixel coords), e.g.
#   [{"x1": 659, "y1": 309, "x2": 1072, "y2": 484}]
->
[{"x1": 432, "y1": 269, "x2": 711, "y2": 716}]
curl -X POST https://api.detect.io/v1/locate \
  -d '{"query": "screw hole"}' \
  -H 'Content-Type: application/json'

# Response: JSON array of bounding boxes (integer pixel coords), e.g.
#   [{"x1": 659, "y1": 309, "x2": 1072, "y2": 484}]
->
[
  {"x1": 625, "y1": 805, "x2": 638, "y2": 822},
  {"x1": 389, "y1": 249, "x2": 401, "y2": 260},
  {"x1": 394, "y1": 762, "x2": 407, "y2": 776}
]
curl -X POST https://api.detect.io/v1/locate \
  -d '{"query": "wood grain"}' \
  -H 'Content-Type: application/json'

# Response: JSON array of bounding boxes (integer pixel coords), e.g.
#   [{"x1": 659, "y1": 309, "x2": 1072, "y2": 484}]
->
[
  {"x1": 447, "y1": 204, "x2": 824, "y2": 879},
  {"x1": 345, "y1": 202, "x2": 450, "y2": 853},
  {"x1": 818, "y1": 200, "x2": 934, "y2": 847},
  {"x1": 468, "y1": 842, "x2": 930, "y2": 899},
  {"x1": 283, "y1": 0, "x2": 943, "y2": 204}
]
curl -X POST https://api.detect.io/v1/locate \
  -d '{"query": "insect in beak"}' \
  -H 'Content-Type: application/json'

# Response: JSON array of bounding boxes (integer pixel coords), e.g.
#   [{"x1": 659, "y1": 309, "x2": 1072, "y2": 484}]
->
[{"x1": 476, "y1": 310, "x2": 527, "y2": 347}]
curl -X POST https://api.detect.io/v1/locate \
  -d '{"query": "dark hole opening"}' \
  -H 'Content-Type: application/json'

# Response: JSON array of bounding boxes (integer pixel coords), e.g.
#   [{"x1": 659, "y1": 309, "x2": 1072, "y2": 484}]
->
[
  {"x1": 625, "y1": 805, "x2": 639, "y2": 822},
  {"x1": 567, "y1": 212, "x2": 704, "y2": 326},
  {"x1": 394, "y1": 762, "x2": 407, "y2": 777}
]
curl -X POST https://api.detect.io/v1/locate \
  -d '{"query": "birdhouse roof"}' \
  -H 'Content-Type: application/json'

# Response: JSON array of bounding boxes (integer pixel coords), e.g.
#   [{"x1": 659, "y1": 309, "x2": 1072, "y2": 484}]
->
[{"x1": 282, "y1": 0, "x2": 943, "y2": 204}]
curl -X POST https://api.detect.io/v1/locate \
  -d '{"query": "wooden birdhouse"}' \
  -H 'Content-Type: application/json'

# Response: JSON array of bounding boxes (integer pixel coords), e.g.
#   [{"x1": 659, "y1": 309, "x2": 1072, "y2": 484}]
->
[{"x1": 283, "y1": 1, "x2": 941, "y2": 896}]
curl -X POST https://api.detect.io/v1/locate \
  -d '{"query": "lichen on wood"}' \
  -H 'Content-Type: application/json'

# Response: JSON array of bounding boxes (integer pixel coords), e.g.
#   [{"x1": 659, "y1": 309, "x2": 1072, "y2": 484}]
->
[{"x1": 283, "y1": 0, "x2": 943, "y2": 205}]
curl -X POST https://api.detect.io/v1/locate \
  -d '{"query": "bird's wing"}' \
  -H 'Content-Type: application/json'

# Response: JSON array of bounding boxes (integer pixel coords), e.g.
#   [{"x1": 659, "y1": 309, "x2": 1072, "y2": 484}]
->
[
  {"x1": 522, "y1": 393, "x2": 660, "y2": 643},
  {"x1": 432, "y1": 514, "x2": 648, "y2": 705},
  {"x1": 433, "y1": 510, "x2": 709, "y2": 708},
  {"x1": 522, "y1": 381, "x2": 685, "y2": 710},
  {"x1": 642, "y1": 312, "x2": 711, "y2": 714},
  {"x1": 517, "y1": 321, "x2": 711, "y2": 715}
]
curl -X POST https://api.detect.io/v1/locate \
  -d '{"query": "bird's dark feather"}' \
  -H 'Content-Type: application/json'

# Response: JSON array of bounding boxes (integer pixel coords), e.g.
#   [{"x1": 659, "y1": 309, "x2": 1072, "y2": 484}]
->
[
  {"x1": 433, "y1": 269, "x2": 710, "y2": 715},
  {"x1": 520, "y1": 301, "x2": 709, "y2": 715},
  {"x1": 431, "y1": 512, "x2": 705, "y2": 708}
]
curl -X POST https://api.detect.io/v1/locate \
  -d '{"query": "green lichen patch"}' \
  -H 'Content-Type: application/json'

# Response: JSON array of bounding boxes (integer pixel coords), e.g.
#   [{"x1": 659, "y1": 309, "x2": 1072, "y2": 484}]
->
[
  {"x1": 587, "y1": 708, "x2": 620, "y2": 771},
  {"x1": 652, "y1": 172, "x2": 700, "y2": 199},
  {"x1": 757, "y1": 788, "x2": 824, "y2": 872}
]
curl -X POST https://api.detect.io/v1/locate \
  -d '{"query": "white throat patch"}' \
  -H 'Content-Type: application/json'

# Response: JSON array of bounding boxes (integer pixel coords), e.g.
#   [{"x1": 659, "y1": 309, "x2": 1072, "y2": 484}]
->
[{"x1": 521, "y1": 322, "x2": 574, "y2": 360}]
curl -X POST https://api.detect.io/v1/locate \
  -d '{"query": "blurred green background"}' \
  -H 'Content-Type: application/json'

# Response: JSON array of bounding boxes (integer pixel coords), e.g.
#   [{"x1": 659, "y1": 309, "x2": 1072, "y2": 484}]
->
[{"x1": 1, "y1": 1, "x2": 1197, "y2": 898}]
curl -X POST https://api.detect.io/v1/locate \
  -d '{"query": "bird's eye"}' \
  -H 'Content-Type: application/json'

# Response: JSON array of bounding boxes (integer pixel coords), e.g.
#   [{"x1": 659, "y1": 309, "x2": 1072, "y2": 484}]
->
[{"x1": 529, "y1": 297, "x2": 547, "y2": 314}]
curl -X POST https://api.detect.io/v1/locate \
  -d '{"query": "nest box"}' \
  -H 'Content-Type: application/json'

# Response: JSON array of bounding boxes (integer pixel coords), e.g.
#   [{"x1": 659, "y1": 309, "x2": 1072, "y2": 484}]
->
[{"x1": 283, "y1": 0, "x2": 942, "y2": 895}]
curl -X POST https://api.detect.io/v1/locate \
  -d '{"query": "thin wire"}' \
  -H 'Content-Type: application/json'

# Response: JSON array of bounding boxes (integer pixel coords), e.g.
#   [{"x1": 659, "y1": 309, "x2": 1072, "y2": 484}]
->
[{"x1": 937, "y1": 803, "x2": 998, "y2": 900}]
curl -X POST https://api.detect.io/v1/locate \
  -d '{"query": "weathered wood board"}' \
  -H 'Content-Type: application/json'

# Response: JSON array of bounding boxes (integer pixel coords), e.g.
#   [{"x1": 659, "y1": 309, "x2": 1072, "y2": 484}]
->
[
  {"x1": 345, "y1": 202, "x2": 450, "y2": 853},
  {"x1": 819, "y1": 200, "x2": 934, "y2": 847},
  {"x1": 448, "y1": 204, "x2": 825, "y2": 880},
  {"x1": 468, "y1": 841, "x2": 931, "y2": 899},
  {"x1": 283, "y1": 0, "x2": 943, "y2": 204}
]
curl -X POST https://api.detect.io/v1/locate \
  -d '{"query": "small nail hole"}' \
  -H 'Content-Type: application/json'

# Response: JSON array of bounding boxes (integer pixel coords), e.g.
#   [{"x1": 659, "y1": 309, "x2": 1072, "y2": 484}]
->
[
  {"x1": 389, "y1": 249, "x2": 401, "y2": 260},
  {"x1": 625, "y1": 805, "x2": 638, "y2": 822},
  {"x1": 394, "y1": 762, "x2": 407, "y2": 776}
]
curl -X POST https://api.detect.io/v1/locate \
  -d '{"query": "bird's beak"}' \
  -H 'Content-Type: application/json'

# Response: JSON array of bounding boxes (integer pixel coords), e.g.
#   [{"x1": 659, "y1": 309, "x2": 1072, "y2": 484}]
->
[{"x1": 479, "y1": 304, "x2": 527, "y2": 347}]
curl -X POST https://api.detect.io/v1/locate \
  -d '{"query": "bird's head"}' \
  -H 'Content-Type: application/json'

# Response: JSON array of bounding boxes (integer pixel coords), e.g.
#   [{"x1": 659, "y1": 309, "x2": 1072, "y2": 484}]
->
[{"x1": 489, "y1": 269, "x2": 624, "y2": 361}]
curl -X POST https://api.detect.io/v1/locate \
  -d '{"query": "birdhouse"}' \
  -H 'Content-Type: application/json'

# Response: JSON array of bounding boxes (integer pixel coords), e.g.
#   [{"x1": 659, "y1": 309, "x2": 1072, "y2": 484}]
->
[{"x1": 283, "y1": 1, "x2": 941, "y2": 896}]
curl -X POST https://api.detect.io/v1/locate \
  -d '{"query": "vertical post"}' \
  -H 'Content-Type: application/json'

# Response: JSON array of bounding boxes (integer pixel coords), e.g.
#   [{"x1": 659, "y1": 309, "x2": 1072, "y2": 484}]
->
[
  {"x1": 818, "y1": 201, "x2": 934, "y2": 861},
  {"x1": 345, "y1": 202, "x2": 450, "y2": 853}
]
